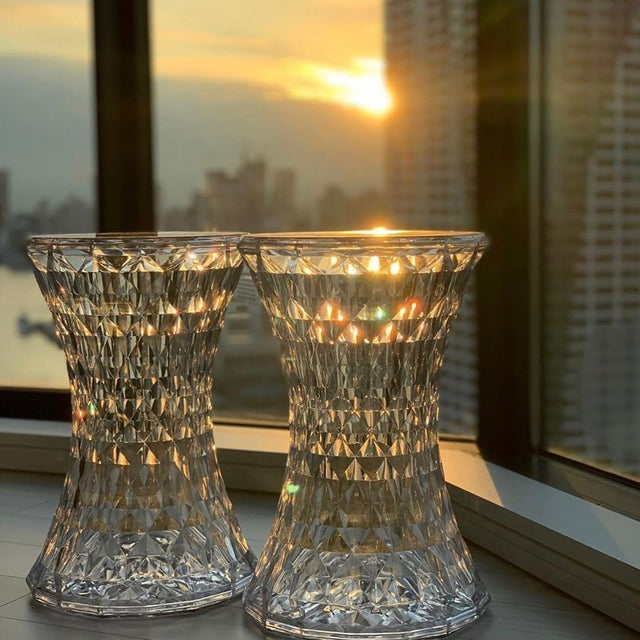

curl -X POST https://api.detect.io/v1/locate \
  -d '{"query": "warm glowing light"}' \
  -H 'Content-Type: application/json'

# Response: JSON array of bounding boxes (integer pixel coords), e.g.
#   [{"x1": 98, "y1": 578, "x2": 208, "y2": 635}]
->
[
  {"x1": 171, "y1": 317, "x2": 183, "y2": 334},
  {"x1": 372, "y1": 226, "x2": 388, "y2": 235},
  {"x1": 346, "y1": 264, "x2": 358, "y2": 275},
  {"x1": 292, "y1": 58, "x2": 393, "y2": 117},
  {"x1": 390, "y1": 260, "x2": 401, "y2": 275},
  {"x1": 346, "y1": 324, "x2": 360, "y2": 343},
  {"x1": 368, "y1": 256, "x2": 380, "y2": 273}
]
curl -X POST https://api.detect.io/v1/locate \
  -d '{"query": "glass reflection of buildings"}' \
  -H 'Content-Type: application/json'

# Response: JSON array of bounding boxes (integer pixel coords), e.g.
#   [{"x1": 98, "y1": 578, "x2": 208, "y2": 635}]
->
[
  {"x1": 0, "y1": 170, "x2": 94, "y2": 270},
  {"x1": 384, "y1": 0, "x2": 479, "y2": 433},
  {"x1": 214, "y1": 271, "x2": 287, "y2": 418},
  {"x1": 544, "y1": 0, "x2": 640, "y2": 475}
]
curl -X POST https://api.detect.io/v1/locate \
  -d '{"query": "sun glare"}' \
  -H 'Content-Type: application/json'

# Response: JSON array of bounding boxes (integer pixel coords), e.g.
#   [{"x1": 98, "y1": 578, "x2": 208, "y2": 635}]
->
[
  {"x1": 316, "y1": 59, "x2": 392, "y2": 116},
  {"x1": 291, "y1": 58, "x2": 393, "y2": 117}
]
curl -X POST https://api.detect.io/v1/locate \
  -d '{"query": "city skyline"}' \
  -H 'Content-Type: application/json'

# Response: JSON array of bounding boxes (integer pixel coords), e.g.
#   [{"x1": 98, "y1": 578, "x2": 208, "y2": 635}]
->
[
  {"x1": 0, "y1": 159, "x2": 388, "y2": 232},
  {"x1": 0, "y1": 1, "x2": 390, "y2": 212}
]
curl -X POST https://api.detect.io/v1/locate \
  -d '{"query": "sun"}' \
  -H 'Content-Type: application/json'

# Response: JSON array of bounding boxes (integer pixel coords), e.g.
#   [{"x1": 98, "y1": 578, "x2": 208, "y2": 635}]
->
[
  {"x1": 315, "y1": 58, "x2": 393, "y2": 117},
  {"x1": 290, "y1": 58, "x2": 393, "y2": 117}
]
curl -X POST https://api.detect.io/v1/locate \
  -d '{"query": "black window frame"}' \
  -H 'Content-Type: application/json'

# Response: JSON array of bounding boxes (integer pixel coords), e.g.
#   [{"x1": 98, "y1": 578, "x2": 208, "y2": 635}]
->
[{"x1": 1, "y1": 0, "x2": 639, "y2": 518}]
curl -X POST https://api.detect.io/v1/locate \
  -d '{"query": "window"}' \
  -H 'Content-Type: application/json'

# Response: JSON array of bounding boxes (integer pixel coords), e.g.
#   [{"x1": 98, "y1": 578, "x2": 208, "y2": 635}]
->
[
  {"x1": 0, "y1": 0, "x2": 95, "y2": 390},
  {"x1": 150, "y1": 1, "x2": 480, "y2": 433},
  {"x1": 541, "y1": 0, "x2": 640, "y2": 481},
  {"x1": 1, "y1": 1, "x2": 639, "y2": 629},
  {"x1": 1, "y1": 0, "x2": 638, "y2": 504}
]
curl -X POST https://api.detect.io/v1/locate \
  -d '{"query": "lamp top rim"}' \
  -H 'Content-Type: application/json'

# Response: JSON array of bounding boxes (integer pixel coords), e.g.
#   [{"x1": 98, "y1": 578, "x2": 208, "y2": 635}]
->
[
  {"x1": 27, "y1": 231, "x2": 245, "y2": 251},
  {"x1": 239, "y1": 230, "x2": 488, "y2": 251}
]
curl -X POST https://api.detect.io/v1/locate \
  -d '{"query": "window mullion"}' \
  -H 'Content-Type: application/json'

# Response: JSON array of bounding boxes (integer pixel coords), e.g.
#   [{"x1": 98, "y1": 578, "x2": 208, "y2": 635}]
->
[{"x1": 93, "y1": 0, "x2": 155, "y2": 232}]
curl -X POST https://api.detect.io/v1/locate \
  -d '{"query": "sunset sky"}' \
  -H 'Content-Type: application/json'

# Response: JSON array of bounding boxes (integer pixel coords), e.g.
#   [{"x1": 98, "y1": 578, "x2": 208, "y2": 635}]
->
[{"x1": 0, "y1": 1, "x2": 388, "y2": 210}]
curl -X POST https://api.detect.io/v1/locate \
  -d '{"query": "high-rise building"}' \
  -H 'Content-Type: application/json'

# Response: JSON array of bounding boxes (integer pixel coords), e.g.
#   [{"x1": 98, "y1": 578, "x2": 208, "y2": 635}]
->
[
  {"x1": 271, "y1": 168, "x2": 297, "y2": 230},
  {"x1": 0, "y1": 169, "x2": 9, "y2": 228},
  {"x1": 204, "y1": 159, "x2": 267, "y2": 232},
  {"x1": 384, "y1": 0, "x2": 479, "y2": 432},
  {"x1": 543, "y1": 0, "x2": 640, "y2": 475},
  {"x1": 237, "y1": 159, "x2": 267, "y2": 232}
]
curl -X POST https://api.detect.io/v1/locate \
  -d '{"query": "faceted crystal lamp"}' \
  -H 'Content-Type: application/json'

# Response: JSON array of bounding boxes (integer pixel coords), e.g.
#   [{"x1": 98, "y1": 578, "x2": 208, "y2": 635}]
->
[
  {"x1": 25, "y1": 232, "x2": 256, "y2": 617},
  {"x1": 239, "y1": 230, "x2": 490, "y2": 639}
]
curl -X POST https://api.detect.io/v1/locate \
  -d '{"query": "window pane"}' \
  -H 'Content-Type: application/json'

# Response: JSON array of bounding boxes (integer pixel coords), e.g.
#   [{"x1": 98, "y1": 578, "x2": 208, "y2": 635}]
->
[
  {"x1": 152, "y1": 1, "x2": 479, "y2": 433},
  {"x1": 542, "y1": 0, "x2": 640, "y2": 479},
  {"x1": 0, "y1": 0, "x2": 95, "y2": 389}
]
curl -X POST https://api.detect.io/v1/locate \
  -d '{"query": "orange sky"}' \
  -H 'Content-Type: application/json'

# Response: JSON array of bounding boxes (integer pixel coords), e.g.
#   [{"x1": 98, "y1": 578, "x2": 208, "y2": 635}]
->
[{"x1": 0, "y1": 0, "x2": 390, "y2": 116}]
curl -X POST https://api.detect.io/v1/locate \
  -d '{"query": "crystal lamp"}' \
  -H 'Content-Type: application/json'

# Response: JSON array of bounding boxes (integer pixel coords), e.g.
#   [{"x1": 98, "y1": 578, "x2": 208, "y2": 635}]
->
[
  {"x1": 239, "y1": 230, "x2": 490, "y2": 639},
  {"x1": 25, "y1": 232, "x2": 256, "y2": 617}
]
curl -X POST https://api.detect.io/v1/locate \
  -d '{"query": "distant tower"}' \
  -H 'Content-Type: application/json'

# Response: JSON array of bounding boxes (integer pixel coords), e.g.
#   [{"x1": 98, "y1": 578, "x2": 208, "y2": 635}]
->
[
  {"x1": 384, "y1": 0, "x2": 479, "y2": 432},
  {"x1": 237, "y1": 159, "x2": 267, "y2": 232},
  {"x1": 316, "y1": 185, "x2": 351, "y2": 230},
  {"x1": 271, "y1": 168, "x2": 297, "y2": 230},
  {"x1": 205, "y1": 170, "x2": 234, "y2": 229},
  {"x1": 0, "y1": 169, "x2": 9, "y2": 227}
]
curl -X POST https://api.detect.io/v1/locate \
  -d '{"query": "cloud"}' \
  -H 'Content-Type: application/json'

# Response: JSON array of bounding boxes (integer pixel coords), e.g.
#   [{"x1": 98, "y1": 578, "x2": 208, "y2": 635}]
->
[
  {"x1": 153, "y1": 1, "x2": 384, "y2": 112},
  {"x1": 0, "y1": 0, "x2": 385, "y2": 113},
  {"x1": 0, "y1": 54, "x2": 384, "y2": 211},
  {"x1": 156, "y1": 29, "x2": 272, "y2": 54},
  {"x1": 0, "y1": 1, "x2": 89, "y2": 61},
  {"x1": 155, "y1": 53, "x2": 390, "y2": 115}
]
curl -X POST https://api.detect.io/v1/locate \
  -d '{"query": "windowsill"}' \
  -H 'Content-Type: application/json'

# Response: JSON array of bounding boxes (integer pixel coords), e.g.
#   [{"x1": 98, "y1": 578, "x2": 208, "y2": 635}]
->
[{"x1": 0, "y1": 418, "x2": 638, "y2": 632}]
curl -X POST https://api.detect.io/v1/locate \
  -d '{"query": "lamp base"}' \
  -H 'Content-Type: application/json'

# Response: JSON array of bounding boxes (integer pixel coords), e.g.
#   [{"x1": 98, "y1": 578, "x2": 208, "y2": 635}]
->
[
  {"x1": 243, "y1": 548, "x2": 490, "y2": 639},
  {"x1": 27, "y1": 560, "x2": 254, "y2": 618}
]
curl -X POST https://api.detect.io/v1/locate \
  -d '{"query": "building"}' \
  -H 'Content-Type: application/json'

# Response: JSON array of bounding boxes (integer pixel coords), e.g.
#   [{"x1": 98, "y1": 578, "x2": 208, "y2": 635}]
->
[
  {"x1": 316, "y1": 184, "x2": 351, "y2": 230},
  {"x1": 213, "y1": 272, "x2": 287, "y2": 416},
  {"x1": 270, "y1": 168, "x2": 297, "y2": 230},
  {"x1": 185, "y1": 192, "x2": 215, "y2": 231},
  {"x1": 204, "y1": 159, "x2": 267, "y2": 232},
  {"x1": 384, "y1": 0, "x2": 479, "y2": 433},
  {"x1": 543, "y1": 0, "x2": 640, "y2": 475}
]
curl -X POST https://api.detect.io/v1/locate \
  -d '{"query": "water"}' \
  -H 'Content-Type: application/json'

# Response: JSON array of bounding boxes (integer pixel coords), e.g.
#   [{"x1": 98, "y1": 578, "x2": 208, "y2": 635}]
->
[{"x1": 0, "y1": 266, "x2": 67, "y2": 389}]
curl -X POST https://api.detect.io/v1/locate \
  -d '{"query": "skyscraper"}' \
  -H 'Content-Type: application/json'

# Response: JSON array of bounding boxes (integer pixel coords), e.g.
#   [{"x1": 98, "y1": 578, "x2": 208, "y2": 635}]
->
[
  {"x1": 384, "y1": 0, "x2": 479, "y2": 432},
  {"x1": 543, "y1": 0, "x2": 640, "y2": 475},
  {"x1": 204, "y1": 159, "x2": 267, "y2": 232},
  {"x1": 271, "y1": 168, "x2": 297, "y2": 230}
]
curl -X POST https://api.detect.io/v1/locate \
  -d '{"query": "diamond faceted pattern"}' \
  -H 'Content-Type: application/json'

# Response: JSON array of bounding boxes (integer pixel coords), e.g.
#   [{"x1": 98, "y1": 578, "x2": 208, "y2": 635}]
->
[
  {"x1": 25, "y1": 233, "x2": 256, "y2": 617},
  {"x1": 240, "y1": 232, "x2": 490, "y2": 639}
]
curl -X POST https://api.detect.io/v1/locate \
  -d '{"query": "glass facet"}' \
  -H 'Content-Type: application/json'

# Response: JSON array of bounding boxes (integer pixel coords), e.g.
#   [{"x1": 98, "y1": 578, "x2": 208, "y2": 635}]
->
[
  {"x1": 240, "y1": 230, "x2": 490, "y2": 639},
  {"x1": 25, "y1": 232, "x2": 256, "y2": 617}
]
